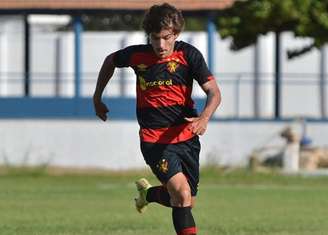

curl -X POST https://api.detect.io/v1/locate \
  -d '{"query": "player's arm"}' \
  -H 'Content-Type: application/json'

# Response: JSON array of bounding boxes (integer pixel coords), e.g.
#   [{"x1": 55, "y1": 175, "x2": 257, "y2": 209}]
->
[
  {"x1": 93, "y1": 53, "x2": 116, "y2": 121},
  {"x1": 185, "y1": 79, "x2": 221, "y2": 135}
]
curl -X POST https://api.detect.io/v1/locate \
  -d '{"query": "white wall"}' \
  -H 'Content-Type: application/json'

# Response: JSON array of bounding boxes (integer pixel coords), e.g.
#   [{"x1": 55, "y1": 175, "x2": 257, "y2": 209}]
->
[
  {"x1": 281, "y1": 32, "x2": 322, "y2": 118},
  {"x1": 1, "y1": 119, "x2": 327, "y2": 169},
  {"x1": 0, "y1": 120, "x2": 143, "y2": 169}
]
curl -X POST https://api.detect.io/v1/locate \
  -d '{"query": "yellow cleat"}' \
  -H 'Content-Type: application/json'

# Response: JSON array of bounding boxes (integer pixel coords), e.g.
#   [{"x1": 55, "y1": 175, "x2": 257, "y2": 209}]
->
[{"x1": 135, "y1": 178, "x2": 152, "y2": 213}]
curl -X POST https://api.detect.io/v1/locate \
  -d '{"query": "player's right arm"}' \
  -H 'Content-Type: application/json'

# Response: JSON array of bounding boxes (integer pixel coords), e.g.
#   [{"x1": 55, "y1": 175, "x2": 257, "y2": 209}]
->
[
  {"x1": 93, "y1": 53, "x2": 116, "y2": 121},
  {"x1": 93, "y1": 45, "x2": 137, "y2": 121}
]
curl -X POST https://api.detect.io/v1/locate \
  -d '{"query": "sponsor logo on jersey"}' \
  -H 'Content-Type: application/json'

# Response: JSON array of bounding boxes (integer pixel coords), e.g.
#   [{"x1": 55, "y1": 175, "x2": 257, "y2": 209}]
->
[
  {"x1": 139, "y1": 76, "x2": 147, "y2": 91},
  {"x1": 138, "y1": 76, "x2": 173, "y2": 91}
]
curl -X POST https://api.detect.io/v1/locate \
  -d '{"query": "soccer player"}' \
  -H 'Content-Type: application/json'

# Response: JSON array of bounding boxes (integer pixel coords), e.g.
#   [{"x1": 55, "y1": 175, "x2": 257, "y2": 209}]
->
[{"x1": 93, "y1": 3, "x2": 221, "y2": 235}]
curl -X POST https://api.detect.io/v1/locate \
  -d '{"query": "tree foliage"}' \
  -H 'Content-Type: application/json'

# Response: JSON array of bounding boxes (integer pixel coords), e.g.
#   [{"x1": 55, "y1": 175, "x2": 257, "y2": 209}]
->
[
  {"x1": 81, "y1": 13, "x2": 143, "y2": 31},
  {"x1": 216, "y1": 0, "x2": 328, "y2": 58},
  {"x1": 59, "y1": 13, "x2": 206, "y2": 32}
]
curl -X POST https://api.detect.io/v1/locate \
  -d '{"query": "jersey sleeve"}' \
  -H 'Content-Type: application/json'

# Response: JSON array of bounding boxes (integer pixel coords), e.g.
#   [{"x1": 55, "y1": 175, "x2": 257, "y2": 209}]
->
[
  {"x1": 112, "y1": 45, "x2": 136, "y2": 68},
  {"x1": 186, "y1": 45, "x2": 214, "y2": 85}
]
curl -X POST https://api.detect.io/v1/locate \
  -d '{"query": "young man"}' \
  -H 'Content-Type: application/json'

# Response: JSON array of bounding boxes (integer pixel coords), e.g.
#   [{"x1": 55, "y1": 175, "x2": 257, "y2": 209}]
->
[{"x1": 93, "y1": 3, "x2": 221, "y2": 235}]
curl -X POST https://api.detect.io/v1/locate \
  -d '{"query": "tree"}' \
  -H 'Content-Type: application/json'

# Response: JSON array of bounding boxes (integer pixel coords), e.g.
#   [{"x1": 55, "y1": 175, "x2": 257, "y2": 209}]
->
[
  {"x1": 58, "y1": 14, "x2": 206, "y2": 32},
  {"x1": 216, "y1": 0, "x2": 328, "y2": 58},
  {"x1": 215, "y1": 0, "x2": 328, "y2": 119}
]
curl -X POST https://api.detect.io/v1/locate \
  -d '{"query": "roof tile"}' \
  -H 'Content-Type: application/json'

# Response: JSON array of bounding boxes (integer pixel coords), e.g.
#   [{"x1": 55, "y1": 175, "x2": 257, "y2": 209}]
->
[{"x1": 0, "y1": 0, "x2": 234, "y2": 11}]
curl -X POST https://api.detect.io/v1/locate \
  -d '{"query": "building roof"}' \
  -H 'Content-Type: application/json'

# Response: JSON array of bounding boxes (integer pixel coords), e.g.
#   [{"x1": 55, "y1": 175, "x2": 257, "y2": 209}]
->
[{"x1": 0, "y1": 0, "x2": 234, "y2": 12}]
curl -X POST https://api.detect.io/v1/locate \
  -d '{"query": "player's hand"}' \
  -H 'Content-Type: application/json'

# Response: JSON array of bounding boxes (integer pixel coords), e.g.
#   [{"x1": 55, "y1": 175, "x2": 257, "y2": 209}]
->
[
  {"x1": 93, "y1": 99, "x2": 109, "y2": 121},
  {"x1": 184, "y1": 116, "x2": 209, "y2": 136}
]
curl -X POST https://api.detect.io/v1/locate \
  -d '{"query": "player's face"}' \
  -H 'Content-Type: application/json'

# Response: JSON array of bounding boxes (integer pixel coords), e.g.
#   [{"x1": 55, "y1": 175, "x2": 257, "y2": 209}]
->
[{"x1": 149, "y1": 29, "x2": 178, "y2": 59}]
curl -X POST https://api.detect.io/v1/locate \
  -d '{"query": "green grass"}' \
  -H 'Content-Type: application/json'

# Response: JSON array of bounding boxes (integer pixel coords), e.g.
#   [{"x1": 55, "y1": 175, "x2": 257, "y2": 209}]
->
[{"x1": 0, "y1": 167, "x2": 328, "y2": 235}]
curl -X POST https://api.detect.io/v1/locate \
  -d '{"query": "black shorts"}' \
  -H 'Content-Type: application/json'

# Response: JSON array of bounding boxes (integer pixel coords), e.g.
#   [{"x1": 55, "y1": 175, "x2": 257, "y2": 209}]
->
[{"x1": 140, "y1": 136, "x2": 200, "y2": 196}]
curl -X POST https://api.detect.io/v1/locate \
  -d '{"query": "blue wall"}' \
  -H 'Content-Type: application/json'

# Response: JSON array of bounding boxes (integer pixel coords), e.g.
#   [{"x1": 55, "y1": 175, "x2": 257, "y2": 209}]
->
[{"x1": 0, "y1": 98, "x2": 206, "y2": 119}]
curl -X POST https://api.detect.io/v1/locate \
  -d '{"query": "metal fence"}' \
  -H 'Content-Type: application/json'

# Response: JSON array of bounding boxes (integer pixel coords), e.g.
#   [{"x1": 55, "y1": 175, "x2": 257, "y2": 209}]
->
[{"x1": 0, "y1": 72, "x2": 327, "y2": 120}]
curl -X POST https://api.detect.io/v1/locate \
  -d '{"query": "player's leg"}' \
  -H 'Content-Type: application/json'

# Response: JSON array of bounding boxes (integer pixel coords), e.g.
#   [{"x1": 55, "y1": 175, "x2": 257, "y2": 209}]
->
[
  {"x1": 167, "y1": 172, "x2": 197, "y2": 235},
  {"x1": 167, "y1": 172, "x2": 191, "y2": 207},
  {"x1": 146, "y1": 184, "x2": 171, "y2": 207},
  {"x1": 135, "y1": 136, "x2": 199, "y2": 216},
  {"x1": 135, "y1": 142, "x2": 173, "y2": 212},
  {"x1": 167, "y1": 136, "x2": 200, "y2": 235},
  {"x1": 191, "y1": 196, "x2": 196, "y2": 208},
  {"x1": 135, "y1": 177, "x2": 171, "y2": 213}
]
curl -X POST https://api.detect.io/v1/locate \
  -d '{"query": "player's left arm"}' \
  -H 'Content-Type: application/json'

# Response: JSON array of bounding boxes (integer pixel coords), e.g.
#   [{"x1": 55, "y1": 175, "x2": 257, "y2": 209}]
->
[{"x1": 185, "y1": 79, "x2": 221, "y2": 135}]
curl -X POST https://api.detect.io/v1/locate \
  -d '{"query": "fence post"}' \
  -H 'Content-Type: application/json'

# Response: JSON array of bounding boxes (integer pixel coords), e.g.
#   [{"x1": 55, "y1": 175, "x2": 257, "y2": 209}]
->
[
  {"x1": 254, "y1": 38, "x2": 260, "y2": 118},
  {"x1": 55, "y1": 36, "x2": 62, "y2": 97},
  {"x1": 24, "y1": 14, "x2": 31, "y2": 97},
  {"x1": 274, "y1": 32, "x2": 282, "y2": 119},
  {"x1": 235, "y1": 74, "x2": 241, "y2": 118},
  {"x1": 320, "y1": 46, "x2": 327, "y2": 119},
  {"x1": 74, "y1": 15, "x2": 83, "y2": 99},
  {"x1": 207, "y1": 12, "x2": 216, "y2": 73}
]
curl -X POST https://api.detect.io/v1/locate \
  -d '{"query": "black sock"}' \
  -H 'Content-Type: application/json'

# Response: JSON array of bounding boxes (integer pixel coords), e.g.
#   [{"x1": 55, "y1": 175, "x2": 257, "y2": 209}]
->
[
  {"x1": 146, "y1": 186, "x2": 171, "y2": 207},
  {"x1": 172, "y1": 207, "x2": 197, "y2": 235}
]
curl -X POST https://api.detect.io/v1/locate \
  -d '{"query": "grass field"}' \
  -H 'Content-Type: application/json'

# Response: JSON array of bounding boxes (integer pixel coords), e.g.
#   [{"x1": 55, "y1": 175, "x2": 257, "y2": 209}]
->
[{"x1": 0, "y1": 167, "x2": 328, "y2": 235}]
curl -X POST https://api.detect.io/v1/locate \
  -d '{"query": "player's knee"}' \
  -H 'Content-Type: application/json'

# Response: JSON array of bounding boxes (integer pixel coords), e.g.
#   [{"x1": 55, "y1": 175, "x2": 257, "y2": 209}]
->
[{"x1": 171, "y1": 188, "x2": 191, "y2": 207}]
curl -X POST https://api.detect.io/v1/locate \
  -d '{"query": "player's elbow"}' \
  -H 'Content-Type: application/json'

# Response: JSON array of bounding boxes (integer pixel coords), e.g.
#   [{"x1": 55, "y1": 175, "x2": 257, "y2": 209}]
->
[{"x1": 104, "y1": 53, "x2": 115, "y2": 68}]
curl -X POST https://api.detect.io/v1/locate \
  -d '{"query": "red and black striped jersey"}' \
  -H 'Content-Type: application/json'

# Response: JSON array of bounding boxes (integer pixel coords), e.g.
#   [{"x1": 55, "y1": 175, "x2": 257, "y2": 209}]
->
[{"x1": 113, "y1": 41, "x2": 214, "y2": 144}]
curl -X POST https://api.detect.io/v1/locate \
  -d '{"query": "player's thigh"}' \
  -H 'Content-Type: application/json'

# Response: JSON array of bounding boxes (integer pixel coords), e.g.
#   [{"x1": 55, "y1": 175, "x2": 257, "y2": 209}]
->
[
  {"x1": 179, "y1": 136, "x2": 201, "y2": 197},
  {"x1": 166, "y1": 172, "x2": 190, "y2": 192},
  {"x1": 140, "y1": 141, "x2": 182, "y2": 184}
]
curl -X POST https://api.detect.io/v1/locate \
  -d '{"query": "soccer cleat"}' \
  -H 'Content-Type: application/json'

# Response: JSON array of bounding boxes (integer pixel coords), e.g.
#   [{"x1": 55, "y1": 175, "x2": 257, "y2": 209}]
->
[{"x1": 135, "y1": 178, "x2": 152, "y2": 213}]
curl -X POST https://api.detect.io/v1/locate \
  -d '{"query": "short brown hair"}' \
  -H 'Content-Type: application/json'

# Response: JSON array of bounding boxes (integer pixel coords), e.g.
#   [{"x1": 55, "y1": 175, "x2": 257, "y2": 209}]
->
[{"x1": 142, "y1": 3, "x2": 185, "y2": 35}]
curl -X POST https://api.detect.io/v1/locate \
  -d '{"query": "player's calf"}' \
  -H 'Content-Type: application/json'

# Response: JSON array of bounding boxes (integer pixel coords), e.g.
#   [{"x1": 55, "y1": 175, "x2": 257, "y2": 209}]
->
[
  {"x1": 172, "y1": 206, "x2": 197, "y2": 235},
  {"x1": 146, "y1": 185, "x2": 171, "y2": 207}
]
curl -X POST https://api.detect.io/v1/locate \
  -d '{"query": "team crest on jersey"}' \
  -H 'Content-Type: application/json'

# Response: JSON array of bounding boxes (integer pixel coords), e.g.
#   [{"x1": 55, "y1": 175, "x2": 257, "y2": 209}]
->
[
  {"x1": 167, "y1": 61, "x2": 179, "y2": 73},
  {"x1": 137, "y1": 64, "x2": 147, "y2": 71},
  {"x1": 157, "y1": 159, "x2": 169, "y2": 174}
]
